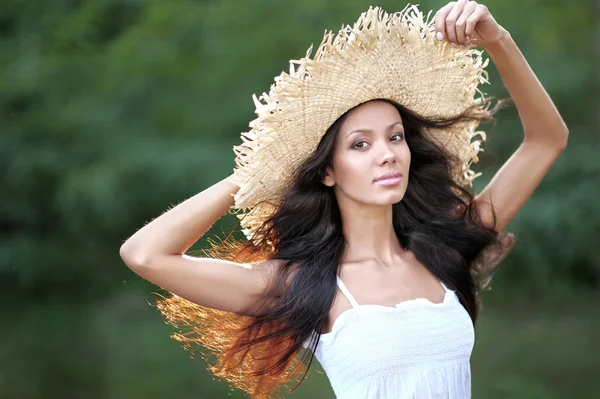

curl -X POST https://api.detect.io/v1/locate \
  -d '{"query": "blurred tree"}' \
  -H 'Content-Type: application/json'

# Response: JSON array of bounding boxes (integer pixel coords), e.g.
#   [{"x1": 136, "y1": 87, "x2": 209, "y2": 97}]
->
[{"x1": 1, "y1": 0, "x2": 597, "y2": 398}]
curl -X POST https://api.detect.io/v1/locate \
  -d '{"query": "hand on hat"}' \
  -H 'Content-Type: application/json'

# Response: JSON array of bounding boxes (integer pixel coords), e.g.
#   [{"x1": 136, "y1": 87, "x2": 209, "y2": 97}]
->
[{"x1": 434, "y1": 0, "x2": 506, "y2": 49}]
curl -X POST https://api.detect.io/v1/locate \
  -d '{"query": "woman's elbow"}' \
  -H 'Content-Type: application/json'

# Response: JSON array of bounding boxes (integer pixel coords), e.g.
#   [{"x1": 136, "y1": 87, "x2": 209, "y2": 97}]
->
[{"x1": 119, "y1": 243, "x2": 151, "y2": 271}]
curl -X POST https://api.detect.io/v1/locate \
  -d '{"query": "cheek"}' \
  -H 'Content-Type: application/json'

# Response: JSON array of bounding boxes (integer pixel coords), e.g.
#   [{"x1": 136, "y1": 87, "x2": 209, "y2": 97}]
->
[{"x1": 334, "y1": 154, "x2": 371, "y2": 187}]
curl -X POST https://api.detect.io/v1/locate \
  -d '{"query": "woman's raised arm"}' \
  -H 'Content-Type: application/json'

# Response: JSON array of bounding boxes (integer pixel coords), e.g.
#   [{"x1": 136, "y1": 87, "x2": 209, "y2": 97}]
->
[
  {"x1": 119, "y1": 175, "x2": 277, "y2": 315},
  {"x1": 435, "y1": 1, "x2": 569, "y2": 232}
]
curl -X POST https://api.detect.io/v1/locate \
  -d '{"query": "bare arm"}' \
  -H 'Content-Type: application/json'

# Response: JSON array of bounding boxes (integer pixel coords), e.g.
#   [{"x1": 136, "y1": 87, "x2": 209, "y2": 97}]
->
[
  {"x1": 119, "y1": 174, "x2": 276, "y2": 315},
  {"x1": 474, "y1": 29, "x2": 569, "y2": 232},
  {"x1": 435, "y1": 2, "x2": 569, "y2": 233},
  {"x1": 120, "y1": 174, "x2": 239, "y2": 260}
]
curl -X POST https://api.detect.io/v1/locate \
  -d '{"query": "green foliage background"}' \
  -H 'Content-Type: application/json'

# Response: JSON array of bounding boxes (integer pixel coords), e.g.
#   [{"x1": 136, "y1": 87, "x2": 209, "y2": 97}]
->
[{"x1": 1, "y1": 0, "x2": 598, "y2": 398}]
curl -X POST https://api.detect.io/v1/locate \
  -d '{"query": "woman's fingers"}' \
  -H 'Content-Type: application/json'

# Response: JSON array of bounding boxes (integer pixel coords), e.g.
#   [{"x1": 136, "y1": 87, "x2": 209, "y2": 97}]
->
[
  {"x1": 455, "y1": 1, "x2": 478, "y2": 45},
  {"x1": 434, "y1": 2, "x2": 455, "y2": 42},
  {"x1": 435, "y1": 0, "x2": 481, "y2": 46},
  {"x1": 465, "y1": 4, "x2": 489, "y2": 41},
  {"x1": 444, "y1": 0, "x2": 468, "y2": 45}
]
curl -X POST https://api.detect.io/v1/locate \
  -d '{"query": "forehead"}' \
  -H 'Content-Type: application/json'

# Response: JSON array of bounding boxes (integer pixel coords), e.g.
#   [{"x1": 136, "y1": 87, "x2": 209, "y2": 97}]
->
[{"x1": 339, "y1": 101, "x2": 403, "y2": 134}]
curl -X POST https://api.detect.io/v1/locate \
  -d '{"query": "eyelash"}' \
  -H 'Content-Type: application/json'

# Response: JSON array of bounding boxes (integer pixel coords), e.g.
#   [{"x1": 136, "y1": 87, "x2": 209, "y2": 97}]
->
[{"x1": 351, "y1": 133, "x2": 405, "y2": 150}]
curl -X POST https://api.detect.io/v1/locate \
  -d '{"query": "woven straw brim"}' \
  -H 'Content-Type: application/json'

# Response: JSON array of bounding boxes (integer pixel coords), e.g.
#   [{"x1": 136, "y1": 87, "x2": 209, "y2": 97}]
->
[{"x1": 229, "y1": 4, "x2": 493, "y2": 243}]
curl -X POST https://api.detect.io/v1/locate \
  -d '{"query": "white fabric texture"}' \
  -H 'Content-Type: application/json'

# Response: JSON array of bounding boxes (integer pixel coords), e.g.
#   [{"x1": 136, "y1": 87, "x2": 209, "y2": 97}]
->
[{"x1": 303, "y1": 275, "x2": 475, "y2": 398}]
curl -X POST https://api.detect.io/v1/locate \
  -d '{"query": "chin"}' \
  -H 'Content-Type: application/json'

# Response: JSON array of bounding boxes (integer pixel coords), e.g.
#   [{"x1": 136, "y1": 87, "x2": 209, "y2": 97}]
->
[
  {"x1": 386, "y1": 188, "x2": 407, "y2": 204},
  {"x1": 389, "y1": 194, "x2": 406, "y2": 204},
  {"x1": 372, "y1": 191, "x2": 405, "y2": 205}
]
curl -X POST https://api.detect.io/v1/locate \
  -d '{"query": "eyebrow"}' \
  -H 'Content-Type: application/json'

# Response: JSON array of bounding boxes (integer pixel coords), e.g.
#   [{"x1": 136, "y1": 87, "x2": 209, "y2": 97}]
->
[{"x1": 346, "y1": 121, "x2": 404, "y2": 139}]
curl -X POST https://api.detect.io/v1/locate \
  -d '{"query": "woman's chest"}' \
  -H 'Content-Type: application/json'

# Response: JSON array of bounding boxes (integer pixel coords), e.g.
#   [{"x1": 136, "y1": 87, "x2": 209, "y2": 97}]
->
[{"x1": 316, "y1": 294, "x2": 476, "y2": 370}]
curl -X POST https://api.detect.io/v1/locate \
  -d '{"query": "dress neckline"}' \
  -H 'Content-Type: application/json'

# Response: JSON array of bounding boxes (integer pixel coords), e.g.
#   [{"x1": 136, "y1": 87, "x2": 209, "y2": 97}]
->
[
  {"x1": 335, "y1": 274, "x2": 451, "y2": 308},
  {"x1": 319, "y1": 276, "x2": 455, "y2": 340}
]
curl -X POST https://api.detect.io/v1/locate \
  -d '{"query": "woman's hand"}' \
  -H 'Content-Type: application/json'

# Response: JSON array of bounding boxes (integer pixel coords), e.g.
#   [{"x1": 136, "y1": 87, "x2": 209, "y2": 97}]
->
[{"x1": 433, "y1": 0, "x2": 507, "y2": 49}]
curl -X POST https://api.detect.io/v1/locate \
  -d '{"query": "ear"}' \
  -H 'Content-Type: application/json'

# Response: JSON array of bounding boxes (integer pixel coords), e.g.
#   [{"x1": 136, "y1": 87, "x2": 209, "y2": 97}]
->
[{"x1": 322, "y1": 166, "x2": 335, "y2": 187}]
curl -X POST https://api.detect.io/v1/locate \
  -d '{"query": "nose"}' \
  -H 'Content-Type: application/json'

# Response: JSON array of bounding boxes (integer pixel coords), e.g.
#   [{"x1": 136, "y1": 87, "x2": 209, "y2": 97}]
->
[{"x1": 379, "y1": 146, "x2": 397, "y2": 165}]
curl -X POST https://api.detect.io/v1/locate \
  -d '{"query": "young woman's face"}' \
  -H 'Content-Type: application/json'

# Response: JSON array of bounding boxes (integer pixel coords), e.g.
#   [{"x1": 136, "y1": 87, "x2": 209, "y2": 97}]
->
[{"x1": 322, "y1": 100, "x2": 411, "y2": 205}]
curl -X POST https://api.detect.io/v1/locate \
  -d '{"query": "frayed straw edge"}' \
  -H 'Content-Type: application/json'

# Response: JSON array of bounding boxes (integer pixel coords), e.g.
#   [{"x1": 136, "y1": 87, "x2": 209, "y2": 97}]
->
[{"x1": 229, "y1": 4, "x2": 493, "y2": 240}]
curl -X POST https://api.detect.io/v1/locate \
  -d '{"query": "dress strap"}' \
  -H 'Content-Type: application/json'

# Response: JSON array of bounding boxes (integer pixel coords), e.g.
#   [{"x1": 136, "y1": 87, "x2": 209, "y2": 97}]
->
[
  {"x1": 440, "y1": 280, "x2": 451, "y2": 292},
  {"x1": 336, "y1": 275, "x2": 360, "y2": 308}
]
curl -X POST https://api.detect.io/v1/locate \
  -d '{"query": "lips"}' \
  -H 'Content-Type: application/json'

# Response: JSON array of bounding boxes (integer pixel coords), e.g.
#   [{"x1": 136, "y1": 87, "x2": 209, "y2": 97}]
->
[{"x1": 374, "y1": 171, "x2": 403, "y2": 182}]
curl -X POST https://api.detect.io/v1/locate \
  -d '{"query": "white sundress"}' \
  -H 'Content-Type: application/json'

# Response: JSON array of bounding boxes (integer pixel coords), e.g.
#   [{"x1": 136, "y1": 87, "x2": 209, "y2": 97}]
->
[{"x1": 303, "y1": 275, "x2": 475, "y2": 398}]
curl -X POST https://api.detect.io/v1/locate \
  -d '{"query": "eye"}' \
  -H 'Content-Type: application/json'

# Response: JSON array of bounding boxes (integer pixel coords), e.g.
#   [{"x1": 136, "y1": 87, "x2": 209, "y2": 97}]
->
[
  {"x1": 351, "y1": 133, "x2": 404, "y2": 150},
  {"x1": 351, "y1": 140, "x2": 368, "y2": 150},
  {"x1": 391, "y1": 132, "x2": 405, "y2": 141}
]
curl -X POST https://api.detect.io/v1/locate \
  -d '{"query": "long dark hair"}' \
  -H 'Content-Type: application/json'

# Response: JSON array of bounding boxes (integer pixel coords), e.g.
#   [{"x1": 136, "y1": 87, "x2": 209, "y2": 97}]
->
[{"x1": 155, "y1": 98, "x2": 514, "y2": 399}]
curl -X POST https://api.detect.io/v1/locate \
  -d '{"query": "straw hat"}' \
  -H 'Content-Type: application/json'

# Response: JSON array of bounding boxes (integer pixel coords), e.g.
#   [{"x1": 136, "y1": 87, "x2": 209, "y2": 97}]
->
[{"x1": 228, "y1": 3, "x2": 494, "y2": 243}]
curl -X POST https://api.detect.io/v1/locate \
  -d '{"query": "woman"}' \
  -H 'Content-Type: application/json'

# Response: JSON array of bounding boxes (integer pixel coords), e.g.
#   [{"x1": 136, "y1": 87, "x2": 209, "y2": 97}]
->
[{"x1": 120, "y1": 2, "x2": 568, "y2": 398}]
